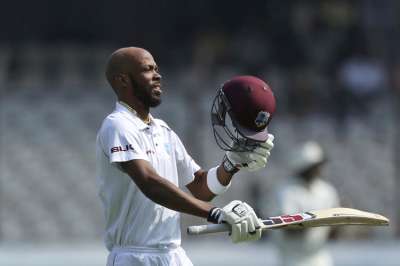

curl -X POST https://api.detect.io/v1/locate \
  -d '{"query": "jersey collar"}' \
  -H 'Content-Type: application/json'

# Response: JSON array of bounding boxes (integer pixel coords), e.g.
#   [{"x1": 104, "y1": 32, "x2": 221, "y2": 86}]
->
[{"x1": 115, "y1": 102, "x2": 155, "y2": 130}]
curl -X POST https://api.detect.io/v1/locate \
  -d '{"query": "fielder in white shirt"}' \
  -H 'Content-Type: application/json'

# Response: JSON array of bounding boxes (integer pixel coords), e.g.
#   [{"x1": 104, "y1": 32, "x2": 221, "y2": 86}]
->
[
  {"x1": 261, "y1": 142, "x2": 339, "y2": 266},
  {"x1": 96, "y1": 47, "x2": 276, "y2": 266}
]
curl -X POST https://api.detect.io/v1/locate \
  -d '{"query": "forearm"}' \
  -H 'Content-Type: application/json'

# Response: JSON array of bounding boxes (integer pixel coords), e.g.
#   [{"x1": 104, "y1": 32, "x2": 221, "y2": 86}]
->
[
  {"x1": 187, "y1": 165, "x2": 235, "y2": 201},
  {"x1": 217, "y1": 164, "x2": 234, "y2": 185},
  {"x1": 120, "y1": 160, "x2": 213, "y2": 218},
  {"x1": 138, "y1": 174, "x2": 212, "y2": 218}
]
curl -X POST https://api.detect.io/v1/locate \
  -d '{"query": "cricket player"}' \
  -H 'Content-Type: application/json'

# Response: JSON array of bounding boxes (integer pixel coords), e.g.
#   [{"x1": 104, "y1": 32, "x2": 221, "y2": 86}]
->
[
  {"x1": 96, "y1": 47, "x2": 276, "y2": 266},
  {"x1": 262, "y1": 141, "x2": 339, "y2": 266}
]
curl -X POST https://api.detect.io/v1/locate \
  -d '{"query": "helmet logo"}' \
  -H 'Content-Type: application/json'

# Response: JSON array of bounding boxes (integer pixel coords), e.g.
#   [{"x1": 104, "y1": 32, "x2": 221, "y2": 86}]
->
[{"x1": 255, "y1": 111, "x2": 270, "y2": 128}]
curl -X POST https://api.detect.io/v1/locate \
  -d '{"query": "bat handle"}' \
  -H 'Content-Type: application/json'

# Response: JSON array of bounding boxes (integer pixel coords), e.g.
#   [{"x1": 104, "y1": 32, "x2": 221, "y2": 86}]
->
[{"x1": 187, "y1": 223, "x2": 230, "y2": 235}]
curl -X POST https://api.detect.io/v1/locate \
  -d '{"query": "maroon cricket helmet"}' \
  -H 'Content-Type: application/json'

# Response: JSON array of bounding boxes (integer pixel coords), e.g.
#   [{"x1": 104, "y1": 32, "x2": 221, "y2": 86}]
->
[{"x1": 211, "y1": 75, "x2": 276, "y2": 151}]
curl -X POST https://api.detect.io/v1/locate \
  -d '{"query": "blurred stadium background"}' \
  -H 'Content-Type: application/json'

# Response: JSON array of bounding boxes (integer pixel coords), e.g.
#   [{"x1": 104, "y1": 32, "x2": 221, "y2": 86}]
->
[{"x1": 1, "y1": 0, "x2": 399, "y2": 265}]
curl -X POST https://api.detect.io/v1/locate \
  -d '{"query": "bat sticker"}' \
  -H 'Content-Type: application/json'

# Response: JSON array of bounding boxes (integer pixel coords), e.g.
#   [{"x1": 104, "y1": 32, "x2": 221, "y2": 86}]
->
[{"x1": 262, "y1": 212, "x2": 316, "y2": 226}]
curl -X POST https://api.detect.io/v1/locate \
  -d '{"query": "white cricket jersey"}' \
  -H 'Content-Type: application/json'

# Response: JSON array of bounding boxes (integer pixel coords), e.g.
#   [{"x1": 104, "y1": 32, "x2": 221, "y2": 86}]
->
[{"x1": 96, "y1": 102, "x2": 200, "y2": 251}]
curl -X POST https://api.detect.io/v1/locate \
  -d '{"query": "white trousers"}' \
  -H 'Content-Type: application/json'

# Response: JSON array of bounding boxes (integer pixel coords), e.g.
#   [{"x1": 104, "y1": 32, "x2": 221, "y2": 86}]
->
[{"x1": 107, "y1": 246, "x2": 194, "y2": 266}]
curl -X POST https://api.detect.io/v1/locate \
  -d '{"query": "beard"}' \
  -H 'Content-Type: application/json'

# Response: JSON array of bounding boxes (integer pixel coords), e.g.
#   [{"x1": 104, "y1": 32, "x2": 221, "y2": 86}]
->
[{"x1": 129, "y1": 75, "x2": 162, "y2": 108}]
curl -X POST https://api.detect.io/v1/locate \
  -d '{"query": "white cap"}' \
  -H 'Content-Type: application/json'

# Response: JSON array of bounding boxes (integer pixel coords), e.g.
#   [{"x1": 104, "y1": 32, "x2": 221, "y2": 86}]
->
[{"x1": 290, "y1": 141, "x2": 325, "y2": 173}]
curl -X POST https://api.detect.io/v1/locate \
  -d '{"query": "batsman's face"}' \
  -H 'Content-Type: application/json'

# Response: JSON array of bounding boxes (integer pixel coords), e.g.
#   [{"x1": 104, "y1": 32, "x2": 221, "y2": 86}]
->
[{"x1": 129, "y1": 53, "x2": 162, "y2": 107}]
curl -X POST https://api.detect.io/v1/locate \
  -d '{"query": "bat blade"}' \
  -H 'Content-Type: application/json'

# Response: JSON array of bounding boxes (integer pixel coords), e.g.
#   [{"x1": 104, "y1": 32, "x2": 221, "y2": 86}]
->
[
  {"x1": 187, "y1": 207, "x2": 389, "y2": 236},
  {"x1": 263, "y1": 208, "x2": 389, "y2": 229}
]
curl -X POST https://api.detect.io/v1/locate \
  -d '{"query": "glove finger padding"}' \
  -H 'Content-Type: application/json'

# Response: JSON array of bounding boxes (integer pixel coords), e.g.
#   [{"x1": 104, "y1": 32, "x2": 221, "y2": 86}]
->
[
  {"x1": 247, "y1": 227, "x2": 262, "y2": 242},
  {"x1": 243, "y1": 203, "x2": 262, "y2": 230},
  {"x1": 247, "y1": 154, "x2": 267, "y2": 171},
  {"x1": 252, "y1": 146, "x2": 270, "y2": 156},
  {"x1": 246, "y1": 161, "x2": 266, "y2": 172},
  {"x1": 226, "y1": 151, "x2": 251, "y2": 168},
  {"x1": 245, "y1": 215, "x2": 256, "y2": 233},
  {"x1": 231, "y1": 220, "x2": 247, "y2": 243},
  {"x1": 231, "y1": 215, "x2": 262, "y2": 243},
  {"x1": 247, "y1": 212, "x2": 263, "y2": 242},
  {"x1": 260, "y1": 134, "x2": 274, "y2": 150},
  {"x1": 249, "y1": 153, "x2": 268, "y2": 163}
]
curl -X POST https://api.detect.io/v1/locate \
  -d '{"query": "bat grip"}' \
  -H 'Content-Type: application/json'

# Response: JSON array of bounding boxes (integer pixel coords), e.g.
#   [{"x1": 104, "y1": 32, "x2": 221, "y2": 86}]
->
[{"x1": 187, "y1": 223, "x2": 230, "y2": 235}]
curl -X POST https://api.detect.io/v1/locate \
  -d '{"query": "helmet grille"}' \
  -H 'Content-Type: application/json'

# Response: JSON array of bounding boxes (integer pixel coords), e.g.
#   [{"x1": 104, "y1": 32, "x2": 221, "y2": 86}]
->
[{"x1": 211, "y1": 89, "x2": 259, "y2": 152}]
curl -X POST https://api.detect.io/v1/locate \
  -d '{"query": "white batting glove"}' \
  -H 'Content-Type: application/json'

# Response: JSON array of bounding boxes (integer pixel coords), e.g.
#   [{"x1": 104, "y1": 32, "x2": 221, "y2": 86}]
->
[
  {"x1": 224, "y1": 134, "x2": 274, "y2": 172},
  {"x1": 207, "y1": 200, "x2": 263, "y2": 243}
]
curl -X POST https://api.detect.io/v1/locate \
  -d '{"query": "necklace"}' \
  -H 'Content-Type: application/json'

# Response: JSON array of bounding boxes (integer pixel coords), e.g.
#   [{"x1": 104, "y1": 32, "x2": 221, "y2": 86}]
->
[{"x1": 119, "y1": 101, "x2": 151, "y2": 124}]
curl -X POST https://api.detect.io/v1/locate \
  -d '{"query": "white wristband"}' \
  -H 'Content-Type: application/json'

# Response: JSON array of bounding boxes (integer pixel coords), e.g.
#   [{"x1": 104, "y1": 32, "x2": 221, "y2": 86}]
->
[{"x1": 207, "y1": 166, "x2": 231, "y2": 195}]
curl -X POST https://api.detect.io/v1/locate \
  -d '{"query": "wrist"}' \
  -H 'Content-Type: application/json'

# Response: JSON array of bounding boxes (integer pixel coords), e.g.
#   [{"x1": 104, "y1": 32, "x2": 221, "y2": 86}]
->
[
  {"x1": 222, "y1": 154, "x2": 240, "y2": 174},
  {"x1": 207, "y1": 166, "x2": 231, "y2": 195},
  {"x1": 207, "y1": 207, "x2": 223, "y2": 224}
]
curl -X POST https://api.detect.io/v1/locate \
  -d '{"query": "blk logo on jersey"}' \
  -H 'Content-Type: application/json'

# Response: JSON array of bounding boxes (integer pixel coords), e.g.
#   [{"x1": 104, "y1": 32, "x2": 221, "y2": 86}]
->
[{"x1": 111, "y1": 144, "x2": 135, "y2": 153}]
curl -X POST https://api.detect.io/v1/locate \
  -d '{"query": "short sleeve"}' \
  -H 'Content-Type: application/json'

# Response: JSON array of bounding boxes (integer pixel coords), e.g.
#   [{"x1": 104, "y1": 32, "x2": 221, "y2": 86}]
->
[
  {"x1": 99, "y1": 120, "x2": 148, "y2": 163},
  {"x1": 173, "y1": 132, "x2": 201, "y2": 185}
]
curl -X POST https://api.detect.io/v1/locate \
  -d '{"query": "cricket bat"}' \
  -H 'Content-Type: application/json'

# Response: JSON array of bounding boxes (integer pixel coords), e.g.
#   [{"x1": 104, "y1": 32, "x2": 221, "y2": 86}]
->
[{"x1": 187, "y1": 207, "x2": 389, "y2": 235}]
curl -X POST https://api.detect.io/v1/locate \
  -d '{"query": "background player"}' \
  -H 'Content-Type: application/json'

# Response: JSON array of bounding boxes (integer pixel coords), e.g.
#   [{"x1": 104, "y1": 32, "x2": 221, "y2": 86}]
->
[
  {"x1": 260, "y1": 141, "x2": 339, "y2": 266},
  {"x1": 96, "y1": 47, "x2": 275, "y2": 265}
]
